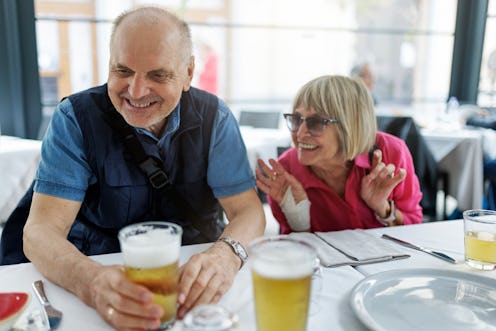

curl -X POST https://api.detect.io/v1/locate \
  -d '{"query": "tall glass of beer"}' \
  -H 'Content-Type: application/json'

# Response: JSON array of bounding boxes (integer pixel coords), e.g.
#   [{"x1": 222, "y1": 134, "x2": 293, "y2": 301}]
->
[
  {"x1": 249, "y1": 235, "x2": 317, "y2": 331},
  {"x1": 118, "y1": 221, "x2": 182, "y2": 330}
]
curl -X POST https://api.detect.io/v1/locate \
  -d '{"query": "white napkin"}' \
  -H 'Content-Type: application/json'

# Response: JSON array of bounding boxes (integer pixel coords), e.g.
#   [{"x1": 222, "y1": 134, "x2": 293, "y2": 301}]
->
[{"x1": 289, "y1": 230, "x2": 410, "y2": 267}]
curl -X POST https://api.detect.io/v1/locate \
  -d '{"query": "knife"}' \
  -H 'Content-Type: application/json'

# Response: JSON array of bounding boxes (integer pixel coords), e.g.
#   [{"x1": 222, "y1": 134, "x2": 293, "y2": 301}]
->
[
  {"x1": 32, "y1": 280, "x2": 63, "y2": 330},
  {"x1": 381, "y1": 234, "x2": 457, "y2": 264}
]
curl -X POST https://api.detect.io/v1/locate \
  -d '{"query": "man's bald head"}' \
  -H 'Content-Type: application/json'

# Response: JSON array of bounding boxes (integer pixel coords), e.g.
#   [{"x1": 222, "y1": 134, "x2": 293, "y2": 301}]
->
[{"x1": 110, "y1": 6, "x2": 192, "y2": 65}]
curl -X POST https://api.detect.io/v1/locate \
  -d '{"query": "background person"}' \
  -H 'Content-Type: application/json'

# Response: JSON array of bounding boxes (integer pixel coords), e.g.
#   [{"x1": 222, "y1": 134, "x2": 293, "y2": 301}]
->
[
  {"x1": 350, "y1": 62, "x2": 378, "y2": 105},
  {"x1": 256, "y1": 75, "x2": 422, "y2": 233},
  {"x1": 15, "y1": 6, "x2": 264, "y2": 330}
]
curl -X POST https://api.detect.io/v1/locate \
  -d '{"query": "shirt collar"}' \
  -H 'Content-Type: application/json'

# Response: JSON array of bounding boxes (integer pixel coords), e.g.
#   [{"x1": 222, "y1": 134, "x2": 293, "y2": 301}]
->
[{"x1": 135, "y1": 103, "x2": 181, "y2": 142}]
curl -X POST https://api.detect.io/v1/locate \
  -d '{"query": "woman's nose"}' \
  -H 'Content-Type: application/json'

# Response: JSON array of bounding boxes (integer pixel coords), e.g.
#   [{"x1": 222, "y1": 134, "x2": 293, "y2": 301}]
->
[{"x1": 298, "y1": 119, "x2": 311, "y2": 136}]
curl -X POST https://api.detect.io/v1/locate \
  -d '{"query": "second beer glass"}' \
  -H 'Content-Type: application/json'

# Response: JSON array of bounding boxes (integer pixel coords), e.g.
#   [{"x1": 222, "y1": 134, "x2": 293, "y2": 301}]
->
[
  {"x1": 249, "y1": 236, "x2": 317, "y2": 331},
  {"x1": 118, "y1": 221, "x2": 182, "y2": 330}
]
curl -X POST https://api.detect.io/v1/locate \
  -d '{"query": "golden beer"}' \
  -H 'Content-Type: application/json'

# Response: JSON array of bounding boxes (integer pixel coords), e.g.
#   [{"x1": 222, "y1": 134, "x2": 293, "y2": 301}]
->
[
  {"x1": 118, "y1": 222, "x2": 183, "y2": 329},
  {"x1": 463, "y1": 210, "x2": 496, "y2": 271},
  {"x1": 465, "y1": 231, "x2": 496, "y2": 266},
  {"x1": 249, "y1": 236, "x2": 316, "y2": 331},
  {"x1": 125, "y1": 261, "x2": 179, "y2": 323},
  {"x1": 252, "y1": 271, "x2": 311, "y2": 331}
]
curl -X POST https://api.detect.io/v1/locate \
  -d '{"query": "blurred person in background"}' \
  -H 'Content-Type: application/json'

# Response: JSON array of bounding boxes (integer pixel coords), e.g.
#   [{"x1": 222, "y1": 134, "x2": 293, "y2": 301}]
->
[{"x1": 351, "y1": 62, "x2": 378, "y2": 105}]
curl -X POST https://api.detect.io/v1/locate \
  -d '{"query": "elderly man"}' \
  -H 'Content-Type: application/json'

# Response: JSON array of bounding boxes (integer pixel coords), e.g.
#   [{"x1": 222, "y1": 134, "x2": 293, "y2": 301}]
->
[{"x1": 15, "y1": 6, "x2": 264, "y2": 330}]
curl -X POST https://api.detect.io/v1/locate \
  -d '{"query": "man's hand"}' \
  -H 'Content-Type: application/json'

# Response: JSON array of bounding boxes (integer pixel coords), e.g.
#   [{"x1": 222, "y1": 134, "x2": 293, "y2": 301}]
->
[
  {"x1": 176, "y1": 243, "x2": 238, "y2": 318},
  {"x1": 88, "y1": 265, "x2": 164, "y2": 331}
]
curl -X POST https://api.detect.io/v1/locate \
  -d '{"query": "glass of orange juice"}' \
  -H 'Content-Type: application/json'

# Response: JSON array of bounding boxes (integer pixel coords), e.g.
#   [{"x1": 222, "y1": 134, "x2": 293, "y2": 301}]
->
[{"x1": 463, "y1": 209, "x2": 496, "y2": 270}]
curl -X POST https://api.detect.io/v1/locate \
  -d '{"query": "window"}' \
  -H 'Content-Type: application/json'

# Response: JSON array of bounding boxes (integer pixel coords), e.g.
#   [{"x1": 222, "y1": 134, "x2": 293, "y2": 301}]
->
[
  {"x1": 34, "y1": 0, "x2": 458, "y2": 118},
  {"x1": 479, "y1": 0, "x2": 496, "y2": 107}
]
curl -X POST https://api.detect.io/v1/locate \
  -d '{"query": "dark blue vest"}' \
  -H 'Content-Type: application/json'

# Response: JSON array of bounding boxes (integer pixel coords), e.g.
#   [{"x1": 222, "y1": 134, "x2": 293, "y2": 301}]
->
[{"x1": 1, "y1": 84, "x2": 223, "y2": 264}]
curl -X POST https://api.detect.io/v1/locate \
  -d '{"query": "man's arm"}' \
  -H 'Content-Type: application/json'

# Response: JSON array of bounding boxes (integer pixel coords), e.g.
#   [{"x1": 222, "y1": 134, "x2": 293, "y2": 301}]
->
[
  {"x1": 176, "y1": 188, "x2": 265, "y2": 318},
  {"x1": 23, "y1": 192, "x2": 165, "y2": 330}
]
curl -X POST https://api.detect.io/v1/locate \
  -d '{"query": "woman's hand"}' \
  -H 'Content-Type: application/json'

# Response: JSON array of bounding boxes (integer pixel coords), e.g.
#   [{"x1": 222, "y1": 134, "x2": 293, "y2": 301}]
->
[
  {"x1": 360, "y1": 149, "x2": 406, "y2": 217},
  {"x1": 255, "y1": 158, "x2": 307, "y2": 205}
]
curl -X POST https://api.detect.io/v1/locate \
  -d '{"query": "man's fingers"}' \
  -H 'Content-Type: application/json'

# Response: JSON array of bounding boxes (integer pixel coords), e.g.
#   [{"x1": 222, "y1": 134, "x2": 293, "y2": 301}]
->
[
  {"x1": 104, "y1": 303, "x2": 161, "y2": 331},
  {"x1": 177, "y1": 254, "x2": 203, "y2": 305}
]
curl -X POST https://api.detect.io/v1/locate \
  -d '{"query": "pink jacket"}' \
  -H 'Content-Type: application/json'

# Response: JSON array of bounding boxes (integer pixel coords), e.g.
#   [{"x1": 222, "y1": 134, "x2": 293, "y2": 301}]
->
[{"x1": 269, "y1": 131, "x2": 423, "y2": 234}]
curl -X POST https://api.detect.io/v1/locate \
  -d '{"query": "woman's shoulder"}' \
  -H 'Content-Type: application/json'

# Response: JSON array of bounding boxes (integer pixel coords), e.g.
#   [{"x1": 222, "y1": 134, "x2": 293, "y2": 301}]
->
[{"x1": 375, "y1": 131, "x2": 408, "y2": 151}]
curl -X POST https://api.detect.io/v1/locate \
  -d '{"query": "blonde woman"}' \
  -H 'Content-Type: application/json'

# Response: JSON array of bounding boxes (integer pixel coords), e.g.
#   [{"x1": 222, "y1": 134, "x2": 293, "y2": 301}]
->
[{"x1": 256, "y1": 75, "x2": 423, "y2": 233}]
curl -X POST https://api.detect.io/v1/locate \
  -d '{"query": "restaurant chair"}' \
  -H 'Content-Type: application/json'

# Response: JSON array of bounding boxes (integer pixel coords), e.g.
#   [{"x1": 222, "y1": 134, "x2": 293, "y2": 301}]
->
[
  {"x1": 376, "y1": 115, "x2": 449, "y2": 221},
  {"x1": 238, "y1": 110, "x2": 281, "y2": 129}
]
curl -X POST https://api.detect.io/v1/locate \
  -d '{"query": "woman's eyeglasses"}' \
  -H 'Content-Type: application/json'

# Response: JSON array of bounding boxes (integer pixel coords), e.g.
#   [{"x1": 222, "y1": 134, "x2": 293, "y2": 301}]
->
[{"x1": 283, "y1": 113, "x2": 338, "y2": 136}]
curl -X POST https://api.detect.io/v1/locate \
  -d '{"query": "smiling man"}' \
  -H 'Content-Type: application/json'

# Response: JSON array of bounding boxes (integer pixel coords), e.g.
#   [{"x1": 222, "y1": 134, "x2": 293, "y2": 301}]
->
[{"x1": 14, "y1": 6, "x2": 264, "y2": 330}]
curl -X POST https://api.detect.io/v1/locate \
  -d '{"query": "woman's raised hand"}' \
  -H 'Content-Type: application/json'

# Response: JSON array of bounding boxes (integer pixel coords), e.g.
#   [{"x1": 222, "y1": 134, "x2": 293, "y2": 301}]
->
[
  {"x1": 256, "y1": 159, "x2": 307, "y2": 205},
  {"x1": 360, "y1": 149, "x2": 406, "y2": 215}
]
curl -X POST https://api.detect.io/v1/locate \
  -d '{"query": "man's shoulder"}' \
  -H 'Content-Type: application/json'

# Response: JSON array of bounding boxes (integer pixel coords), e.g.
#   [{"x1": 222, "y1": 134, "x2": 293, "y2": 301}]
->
[
  {"x1": 66, "y1": 84, "x2": 111, "y2": 118},
  {"x1": 66, "y1": 84, "x2": 108, "y2": 101},
  {"x1": 185, "y1": 86, "x2": 219, "y2": 111}
]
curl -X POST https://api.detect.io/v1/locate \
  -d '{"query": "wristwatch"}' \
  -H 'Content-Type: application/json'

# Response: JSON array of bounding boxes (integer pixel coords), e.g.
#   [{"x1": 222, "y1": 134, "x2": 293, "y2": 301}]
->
[
  {"x1": 375, "y1": 200, "x2": 396, "y2": 226},
  {"x1": 217, "y1": 237, "x2": 248, "y2": 269}
]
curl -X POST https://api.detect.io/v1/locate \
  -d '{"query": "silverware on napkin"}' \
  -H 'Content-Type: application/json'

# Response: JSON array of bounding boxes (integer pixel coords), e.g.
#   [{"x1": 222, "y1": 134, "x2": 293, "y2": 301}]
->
[
  {"x1": 381, "y1": 234, "x2": 456, "y2": 264},
  {"x1": 32, "y1": 280, "x2": 63, "y2": 330}
]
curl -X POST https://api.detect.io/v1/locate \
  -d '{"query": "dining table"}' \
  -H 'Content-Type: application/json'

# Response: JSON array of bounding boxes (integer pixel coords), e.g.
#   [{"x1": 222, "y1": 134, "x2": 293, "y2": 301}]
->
[
  {"x1": 2, "y1": 219, "x2": 494, "y2": 331},
  {"x1": 0, "y1": 136, "x2": 42, "y2": 223}
]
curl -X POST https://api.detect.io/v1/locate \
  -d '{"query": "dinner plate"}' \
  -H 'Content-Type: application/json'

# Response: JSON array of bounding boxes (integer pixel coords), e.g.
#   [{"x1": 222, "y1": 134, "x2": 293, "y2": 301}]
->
[
  {"x1": 0, "y1": 292, "x2": 30, "y2": 331},
  {"x1": 350, "y1": 268, "x2": 496, "y2": 331}
]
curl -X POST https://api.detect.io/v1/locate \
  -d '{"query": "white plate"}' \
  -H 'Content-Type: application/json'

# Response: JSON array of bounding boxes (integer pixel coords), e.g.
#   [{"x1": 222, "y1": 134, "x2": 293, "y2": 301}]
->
[{"x1": 350, "y1": 268, "x2": 496, "y2": 331}]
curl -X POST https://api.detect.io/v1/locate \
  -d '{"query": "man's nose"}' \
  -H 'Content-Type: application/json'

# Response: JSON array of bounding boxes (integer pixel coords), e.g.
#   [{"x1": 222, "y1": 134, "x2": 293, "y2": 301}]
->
[{"x1": 128, "y1": 75, "x2": 149, "y2": 99}]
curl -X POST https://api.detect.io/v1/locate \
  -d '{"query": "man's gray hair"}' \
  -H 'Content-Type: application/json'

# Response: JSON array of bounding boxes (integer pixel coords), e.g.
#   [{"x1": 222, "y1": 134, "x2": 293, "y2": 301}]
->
[{"x1": 110, "y1": 6, "x2": 192, "y2": 64}]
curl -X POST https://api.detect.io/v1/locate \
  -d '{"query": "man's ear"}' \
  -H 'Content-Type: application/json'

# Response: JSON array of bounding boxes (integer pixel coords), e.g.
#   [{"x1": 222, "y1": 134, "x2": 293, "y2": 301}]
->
[{"x1": 183, "y1": 56, "x2": 195, "y2": 92}]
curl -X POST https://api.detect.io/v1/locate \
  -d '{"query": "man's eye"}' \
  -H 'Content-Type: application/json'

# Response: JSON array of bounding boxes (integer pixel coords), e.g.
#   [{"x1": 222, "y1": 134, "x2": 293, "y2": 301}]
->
[
  {"x1": 114, "y1": 68, "x2": 131, "y2": 75},
  {"x1": 154, "y1": 73, "x2": 166, "y2": 80},
  {"x1": 151, "y1": 72, "x2": 172, "y2": 82}
]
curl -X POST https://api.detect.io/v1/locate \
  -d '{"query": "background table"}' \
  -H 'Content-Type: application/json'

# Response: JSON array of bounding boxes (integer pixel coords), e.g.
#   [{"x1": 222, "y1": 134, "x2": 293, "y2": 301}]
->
[
  {"x1": 421, "y1": 129, "x2": 485, "y2": 211},
  {"x1": 0, "y1": 136, "x2": 42, "y2": 223},
  {"x1": 240, "y1": 126, "x2": 291, "y2": 171}
]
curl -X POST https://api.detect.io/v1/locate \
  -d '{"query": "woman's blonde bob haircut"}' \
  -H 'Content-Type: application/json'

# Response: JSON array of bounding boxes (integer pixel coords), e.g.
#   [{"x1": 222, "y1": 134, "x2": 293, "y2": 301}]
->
[{"x1": 292, "y1": 75, "x2": 377, "y2": 160}]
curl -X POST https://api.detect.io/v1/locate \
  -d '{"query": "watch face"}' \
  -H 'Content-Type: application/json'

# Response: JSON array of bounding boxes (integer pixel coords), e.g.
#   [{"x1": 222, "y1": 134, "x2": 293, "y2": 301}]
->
[{"x1": 235, "y1": 243, "x2": 248, "y2": 260}]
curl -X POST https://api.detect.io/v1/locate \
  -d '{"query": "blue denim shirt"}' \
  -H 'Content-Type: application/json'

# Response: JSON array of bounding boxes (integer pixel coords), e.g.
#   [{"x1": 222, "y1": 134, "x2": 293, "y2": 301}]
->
[{"x1": 35, "y1": 96, "x2": 254, "y2": 200}]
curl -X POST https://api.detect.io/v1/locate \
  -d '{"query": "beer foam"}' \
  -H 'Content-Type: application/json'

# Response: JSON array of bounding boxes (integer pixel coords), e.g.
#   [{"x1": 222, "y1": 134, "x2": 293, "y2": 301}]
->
[
  {"x1": 121, "y1": 229, "x2": 180, "y2": 269},
  {"x1": 252, "y1": 248, "x2": 315, "y2": 279}
]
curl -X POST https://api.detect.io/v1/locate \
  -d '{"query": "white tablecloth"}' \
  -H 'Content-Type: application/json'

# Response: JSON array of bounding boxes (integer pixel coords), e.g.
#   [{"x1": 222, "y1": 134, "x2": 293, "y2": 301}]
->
[
  {"x1": 421, "y1": 128, "x2": 485, "y2": 211},
  {"x1": 2, "y1": 221, "x2": 493, "y2": 330},
  {"x1": 0, "y1": 136, "x2": 42, "y2": 222},
  {"x1": 356, "y1": 220, "x2": 493, "y2": 278},
  {"x1": 0, "y1": 243, "x2": 367, "y2": 331}
]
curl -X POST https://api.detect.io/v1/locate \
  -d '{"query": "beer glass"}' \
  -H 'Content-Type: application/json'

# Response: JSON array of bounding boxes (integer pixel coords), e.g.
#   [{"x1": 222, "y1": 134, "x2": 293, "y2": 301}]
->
[
  {"x1": 249, "y1": 236, "x2": 317, "y2": 331},
  {"x1": 118, "y1": 221, "x2": 183, "y2": 330},
  {"x1": 463, "y1": 209, "x2": 496, "y2": 270}
]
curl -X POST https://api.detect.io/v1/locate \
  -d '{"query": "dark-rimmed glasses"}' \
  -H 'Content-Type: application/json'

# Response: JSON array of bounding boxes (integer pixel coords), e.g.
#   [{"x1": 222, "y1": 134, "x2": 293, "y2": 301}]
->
[{"x1": 283, "y1": 113, "x2": 338, "y2": 136}]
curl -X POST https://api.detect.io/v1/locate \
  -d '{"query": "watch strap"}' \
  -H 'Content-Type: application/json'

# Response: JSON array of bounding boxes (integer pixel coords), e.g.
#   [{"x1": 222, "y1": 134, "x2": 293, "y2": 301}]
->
[{"x1": 217, "y1": 237, "x2": 248, "y2": 268}]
